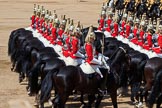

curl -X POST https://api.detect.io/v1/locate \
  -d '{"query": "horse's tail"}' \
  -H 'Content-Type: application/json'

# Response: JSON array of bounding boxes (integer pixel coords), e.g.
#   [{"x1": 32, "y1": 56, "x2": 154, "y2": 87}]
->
[
  {"x1": 14, "y1": 56, "x2": 23, "y2": 73},
  {"x1": 40, "y1": 69, "x2": 58, "y2": 105},
  {"x1": 147, "y1": 69, "x2": 162, "y2": 106},
  {"x1": 28, "y1": 60, "x2": 42, "y2": 94},
  {"x1": 138, "y1": 59, "x2": 147, "y2": 79},
  {"x1": 8, "y1": 28, "x2": 24, "y2": 56},
  {"x1": 9, "y1": 30, "x2": 21, "y2": 57},
  {"x1": 8, "y1": 30, "x2": 15, "y2": 56}
]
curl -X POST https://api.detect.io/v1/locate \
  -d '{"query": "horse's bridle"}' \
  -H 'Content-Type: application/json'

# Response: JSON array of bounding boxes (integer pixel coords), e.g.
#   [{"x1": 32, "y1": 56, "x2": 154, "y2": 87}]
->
[{"x1": 119, "y1": 47, "x2": 126, "y2": 53}]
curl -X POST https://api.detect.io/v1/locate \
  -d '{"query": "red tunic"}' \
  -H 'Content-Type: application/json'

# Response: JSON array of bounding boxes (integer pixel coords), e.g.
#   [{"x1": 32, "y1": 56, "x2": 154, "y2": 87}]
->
[
  {"x1": 139, "y1": 30, "x2": 145, "y2": 40},
  {"x1": 133, "y1": 28, "x2": 138, "y2": 38},
  {"x1": 158, "y1": 34, "x2": 162, "y2": 48},
  {"x1": 105, "y1": 19, "x2": 112, "y2": 32},
  {"x1": 65, "y1": 36, "x2": 71, "y2": 51},
  {"x1": 49, "y1": 23, "x2": 53, "y2": 29},
  {"x1": 130, "y1": 28, "x2": 138, "y2": 44},
  {"x1": 120, "y1": 21, "x2": 126, "y2": 36},
  {"x1": 70, "y1": 37, "x2": 79, "y2": 58},
  {"x1": 51, "y1": 27, "x2": 57, "y2": 40},
  {"x1": 107, "y1": 19, "x2": 112, "y2": 27},
  {"x1": 31, "y1": 15, "x2": 35, "y2": 26},
  {"x1": 121, "y1": 21, "x2": 126, "y2": 30},
  {"x1": 125, "y1": 24, "x2": 131, "y2": 38},
  {"x1": 39, "y1": 18, "x2": 45, "y2": 28},
  {"x1": 152, "y1": 34, "x2": 162, "y2": 53},
  {"x1": 58, "y1": 29, "x2": 64, "y2": 38},
  {"x1": 143, "y1": 33, "x2": 152, "y2": 50},
  {"x1": 35, "y1": 17, "x2": 40, "y2": 29},
  {"x1": 146, "y1": 33, "x2": 152, "y2": 47},
  {"x1": 137, "y1": 30, "x2": 145, "y2": 47},
  {"x1": 111, "y1": 23, "x2": 118, "y2": 37},
  {"x1": 62, "y1": 36, "x2": 71, "y2": 57},
  {"x1": 85, "y1": 43, "x2": 93, "y2": 63},
  {"x1": 57, "y1": 29, "x2": 64, "y2": 46},
  {"x1": 98, "y1": 18, "x2": 104, "y2": 31}
]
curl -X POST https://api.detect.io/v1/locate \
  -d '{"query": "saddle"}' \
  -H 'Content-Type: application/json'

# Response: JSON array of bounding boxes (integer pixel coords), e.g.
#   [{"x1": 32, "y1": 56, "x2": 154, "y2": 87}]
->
[{"x1": 80, "y1": 62, "x2": 102, "y2": 77}]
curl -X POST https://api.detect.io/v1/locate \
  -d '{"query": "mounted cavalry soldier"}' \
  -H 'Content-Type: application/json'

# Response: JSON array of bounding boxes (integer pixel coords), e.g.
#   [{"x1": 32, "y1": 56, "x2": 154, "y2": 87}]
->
[
  {"x1": 38, "y1": 6, "x2": 45, "y2": 33},
  {"x1": 129, "y1": 18, "x2": 140, "y2": 43},
  {"x1": 125, "y1": 16, "x2": 133, "y2": 38},
  {"x1": 142, "y1": 24, "x2": 154, "y2": 50},
  {"x1": 152, "y1": 25, "x2": 162, "y2": 54},
  {"x1": 35, "y1": 5, "x2": 41, "y2": 30},
  {"x1": 50, "y1": 22, "x2": 58, "y2": 44},
  {"x1": 80, "y1": 25, "x2": 103, "y2": 78},
  {"x1": 42, "y1": 10, "x2": 50, "y2": 39},
  {"x1": 119, "y1": 13, "x2": 127, "y2": 36},
  {"x1": 98, "y1": 10, "x2": 106, "y2": 31},
  {"x1": 111, "y1": 16, "x2": 119, "y2": 37},
  {"x1": 70, "y1": 21, "x2": 84, "y2": 59},
  {"x1": 103, "y1": 11, "x2": 114, "y2": 37},
  {"x1": 137, "y1": 20, "x2": 146, "y2": 47},
  {"x1": 105, "y1": 11, "x2": 113, "y2": 32},
  {"x1": 57, "y1": 15, "x2": 66, "y2": 46},
  {"x1": 62, "y1": 19, "x2": 73, "y2": 58},
  {"x1": 30, "y1": 4, "x2": 37, "y2": 28},
  {"x1": 62, "y1": 21, "x2": 84, "y2": 66}
]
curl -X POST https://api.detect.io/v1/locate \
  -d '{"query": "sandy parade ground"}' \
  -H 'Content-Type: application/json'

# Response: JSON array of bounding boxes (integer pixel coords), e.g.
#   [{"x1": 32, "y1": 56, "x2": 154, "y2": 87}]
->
[{"x1": 0, "y1": 0, "x2": 160, "y2": 108}]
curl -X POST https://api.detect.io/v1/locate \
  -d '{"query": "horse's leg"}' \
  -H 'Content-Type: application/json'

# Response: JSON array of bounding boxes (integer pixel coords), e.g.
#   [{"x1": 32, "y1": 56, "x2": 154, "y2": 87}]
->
[
  {"x1": 130, "y1": 85, "x2": 135, "y2": 104},
  {"x1": 34, "y1": 93, "x2": 40, "y2": 108},
  {"x1": 109, "y1": 90, "x2": 118, "y2": 108},
  {"x1": 156, "y1": 94, "x2": 162, "y2": 108},
  {"x1": 58, "y1": 93, "x2": 69, "y2": 108},
  {"x1": 11, "y1": 60, "x2": 16, "y2": 71},
  {"x1": 52, "y1": 94, "x2": 59, "y2": 108},
  {"x1": 52, "y1": 91, "x2": 69, "y2": 108},
  {"x1": 95, "y1": 93, "x2": 103, "y2": 108},
  {"x1": 87, "y1": 94, "x2": 96, "y2": 108},
  {"x1": 80, "y1": 92, "x2": 86, "y2": 106},
  {"x1": 19, "y1": 72, "x2": 25, "y2": 83},
  {"x1": 148, "y1": 71, "x2": 162, "y2": 108}
]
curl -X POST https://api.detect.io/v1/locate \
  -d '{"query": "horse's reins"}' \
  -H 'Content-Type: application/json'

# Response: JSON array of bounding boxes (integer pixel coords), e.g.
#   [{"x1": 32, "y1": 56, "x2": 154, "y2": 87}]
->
[
  {"x1": 119, "y1": 46, "x2": 126, "y2": 53},
  {"x1": 100, "y1": 32, "x2": 110, "y2": 73}
]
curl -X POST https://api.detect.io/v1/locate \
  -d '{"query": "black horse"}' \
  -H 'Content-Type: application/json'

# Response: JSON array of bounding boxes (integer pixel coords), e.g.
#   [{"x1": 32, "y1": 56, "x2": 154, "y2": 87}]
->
[
  {"x1": 147, "y1": 2, "x2": 161, "y2": 24},
  {"x1": 14, "y1": 36, "x2": 45, "y2": 82},
  {"x1": 125, "y1": 0, "x2": 136, "y2": 16},
  {"x1": 40, "y1": 46, "x2": 130, "y2": 108},
  {"x1": 114, "y1": 0, "x2": 125, "y2": 11},
  {"x1": 136, "y1": 0, "x2": 148, "y2": 19},
  {"x1": 125, "y1": 50, "x2": 149, "y2": 103},
  {"x1": 142, "y1": 57, "x2": 162, "y2": 108},
  {"x1": 8, "y1": 29, "x2": 46, "y2": 83},
  {"x1": 114, "y1": 0, "x2": 125, "y2": 20},
  {"x1": 28, "y1": 56, "x2": 66, "y2": 94},
  {"x1": 147, "y1": 68, "x2": 162, "y2": 108},
  {"x1": 8, "y1": 29, "x2": 33, "y2": 71}
]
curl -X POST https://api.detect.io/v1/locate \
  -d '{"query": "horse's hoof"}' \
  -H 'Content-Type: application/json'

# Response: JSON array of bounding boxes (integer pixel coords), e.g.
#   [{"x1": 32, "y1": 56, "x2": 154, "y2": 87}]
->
[
  {"x1": 11, "y1": 68, "x2": 13, "y2": 71},
  {"x1": 33, "y1": 103, "x2": 39, "y2": 108},
  {"x1": 48, "y1": 99, "x2": 53, "y2": 105},
  {"x1": 27, "y1": 91, "x2": 33, "y2": 96},
  {"x1": 135, "y1": 102, "x2": 143, "y2": 108},
  {"x1": 80, "y1": 104, "x2": 86, "y2": 108},
  {"x1": 26, "y1": 86, "x2": 29, "y2": 92},
  {"x1": 19, "y1": 78, "x2": 23, "y2": 83},
  {"x1": 73, "y1": 94, "x2": 78, "y2": 101}
]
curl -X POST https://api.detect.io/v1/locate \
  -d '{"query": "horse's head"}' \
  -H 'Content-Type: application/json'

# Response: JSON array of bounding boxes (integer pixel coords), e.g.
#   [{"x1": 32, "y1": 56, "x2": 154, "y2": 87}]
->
[
  {"x1": 108, "y1": 46, "x2": 131, "y2": 69},
  {"x1": 115, "y1": 0, "x2": 125, "y2": 10}
]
